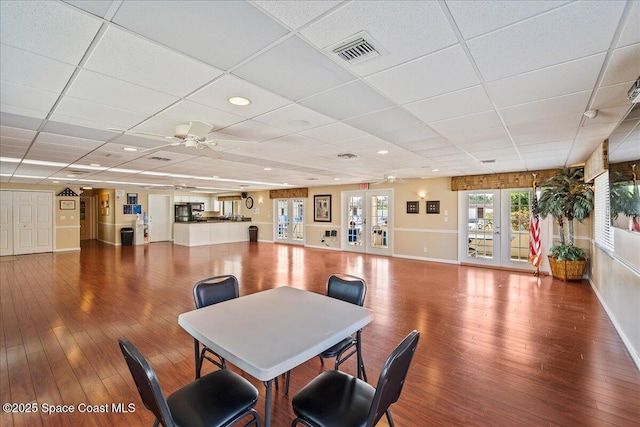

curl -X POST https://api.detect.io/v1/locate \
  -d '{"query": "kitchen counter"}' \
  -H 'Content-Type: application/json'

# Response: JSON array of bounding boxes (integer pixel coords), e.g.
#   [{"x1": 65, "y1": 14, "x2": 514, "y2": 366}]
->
[
  {"x1": 174, "y1": 221, "x2": 253, "y2": 246},
  {"x1": 179, "y1": 218, "x2": 252, "y2": 223}
]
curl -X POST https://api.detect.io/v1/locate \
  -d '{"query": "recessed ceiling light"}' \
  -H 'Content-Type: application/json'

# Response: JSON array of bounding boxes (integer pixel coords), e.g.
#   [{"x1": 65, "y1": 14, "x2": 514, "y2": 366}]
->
[
  {"x1": 377, "y1": 150, "x2": 388, "y2": 155},
  {"x1": 123, "y1": 147, "x2": 138, "y2": 152},
  {"x1": 52, "y1": 180, "x2": 60, "y2": 184},
  {"x1": 90, "y1": 163, "x2": 101, "y2": 167},
  {"x1": 334, "y1": 178, "x2": 340, "y2": 181},
  {"x1": 228, "y1": 96, "x2": 251, "y2": 106},
  {"x1": 82, "y1": 186, "x2": 93, "y2": 190},
  {"x1": 67, "y1": 174, "x2": 76, "y2": 178},
  {"x1": 432, "y1": 168, "x2": 439, "y2": 172},
  {"x1": 264, "y1": 167, "x2": 272, "y2": 171}
]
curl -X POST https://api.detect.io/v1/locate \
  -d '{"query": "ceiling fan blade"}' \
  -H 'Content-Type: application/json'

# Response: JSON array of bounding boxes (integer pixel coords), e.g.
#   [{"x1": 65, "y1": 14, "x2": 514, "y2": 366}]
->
[
  {"x1": 204, "y1": 138, "x2": 258, "y2": 145},
  {"x1": 139, "y1": 142, "x2": 181, "y2": 153},
  {"x1": 201, "y1": 145, "x2": 222, "y2": 159}
]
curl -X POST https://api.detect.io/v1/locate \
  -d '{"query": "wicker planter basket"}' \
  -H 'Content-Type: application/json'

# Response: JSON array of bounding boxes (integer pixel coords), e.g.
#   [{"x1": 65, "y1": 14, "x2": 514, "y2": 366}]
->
[{"x1": 548, "y1": 256, "x2": 587, "y2": 281}]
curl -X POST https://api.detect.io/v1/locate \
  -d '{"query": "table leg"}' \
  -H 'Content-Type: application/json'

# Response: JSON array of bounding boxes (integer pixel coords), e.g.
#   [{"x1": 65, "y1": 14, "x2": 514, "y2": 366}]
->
[{"x1": 263, "y1": 379, "x2": 273, "y2": 427}]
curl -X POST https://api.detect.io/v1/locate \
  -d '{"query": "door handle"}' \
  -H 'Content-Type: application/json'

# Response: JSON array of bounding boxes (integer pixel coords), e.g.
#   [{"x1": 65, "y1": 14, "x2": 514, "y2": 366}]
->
[{"x1": 494, "y1": 231, "x2": 500, "y2": 235}]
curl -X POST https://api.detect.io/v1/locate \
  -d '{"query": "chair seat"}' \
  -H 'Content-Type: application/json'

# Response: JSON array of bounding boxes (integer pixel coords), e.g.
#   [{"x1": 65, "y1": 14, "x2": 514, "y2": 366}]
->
[
  {"x1": 292, "y1": 370, "x2": 375, "y2": 427},
  {"x1": 319, "y1": 337, "x2": 355, "y2": 358},
  {"x1": 167, "y1": 369, "x2": 259, "y2": 427}
]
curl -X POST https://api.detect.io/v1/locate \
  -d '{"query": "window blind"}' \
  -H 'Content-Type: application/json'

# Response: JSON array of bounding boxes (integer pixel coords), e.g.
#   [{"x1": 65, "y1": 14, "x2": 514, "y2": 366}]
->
[{"x1": 594, "y1": 173, "x2": 613, "y2": 253}]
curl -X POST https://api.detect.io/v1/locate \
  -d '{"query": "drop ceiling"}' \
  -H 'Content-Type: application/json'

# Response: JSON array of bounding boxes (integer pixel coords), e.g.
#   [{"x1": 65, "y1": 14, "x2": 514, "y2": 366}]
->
[{"x1": 1, "y1": 0, "x2": 638, "y2": 193}]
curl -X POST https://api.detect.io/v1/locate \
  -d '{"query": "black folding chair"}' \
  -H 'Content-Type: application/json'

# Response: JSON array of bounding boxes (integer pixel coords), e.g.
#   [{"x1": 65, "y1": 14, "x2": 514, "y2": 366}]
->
[
  {"x1": 193, "y1": 275, "x2": 239, "y2": 378},
  {"x1": 118, "y1": 337, "x2": 260, "y2": 427},
  {"x1": 291, "y1": 330, "x2": 420, "y2": 427}
]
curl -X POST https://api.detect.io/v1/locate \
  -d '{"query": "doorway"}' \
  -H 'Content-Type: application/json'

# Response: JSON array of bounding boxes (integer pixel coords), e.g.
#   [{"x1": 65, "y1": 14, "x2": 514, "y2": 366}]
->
[
  {"x1": 274, "y1": 198, "x2": 304, "y2": 244},
  {"x1": 79, "y1": 196, "x2": 95, "y2": 240},
  {"x1": 341, "y1": 189, "x2": 392, "y2": 256},
  {"x1": 459, "y1": 189, "x2": 538, "y2": 270},
  {"x1": 0, "y1": 190, "x2": 53, "y2": 256},
  {"x1": 148, "y1": 194, "x2": 172, "y2": 242}
]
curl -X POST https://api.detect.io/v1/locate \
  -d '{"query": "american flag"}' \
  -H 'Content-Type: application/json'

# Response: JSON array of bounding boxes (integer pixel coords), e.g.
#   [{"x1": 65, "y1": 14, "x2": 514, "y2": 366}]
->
[{"x1": 529, "y1": 187, "x2": 541, "y2": 268}]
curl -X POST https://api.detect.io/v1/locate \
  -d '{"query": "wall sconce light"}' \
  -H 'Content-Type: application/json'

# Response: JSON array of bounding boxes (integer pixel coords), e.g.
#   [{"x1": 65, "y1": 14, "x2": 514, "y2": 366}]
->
[
  {"x1": 258, "y1": 197, "x2": 263, "y2": 204},
  {"x1": 418, "y1": 191, "x2": 426, "y2": 199}
]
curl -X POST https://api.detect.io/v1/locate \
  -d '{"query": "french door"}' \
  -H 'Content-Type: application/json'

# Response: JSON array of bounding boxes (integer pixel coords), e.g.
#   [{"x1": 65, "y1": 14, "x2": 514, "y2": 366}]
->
[
  {"x1": 275, "y1": 199, "x2": 304, "y2": 244},
  {"x1": 341, "y1": 189, "x2": 392, "y2": 256},
  {"x1": 459, "y1": 189, "x2": 536, "y2": 270}
]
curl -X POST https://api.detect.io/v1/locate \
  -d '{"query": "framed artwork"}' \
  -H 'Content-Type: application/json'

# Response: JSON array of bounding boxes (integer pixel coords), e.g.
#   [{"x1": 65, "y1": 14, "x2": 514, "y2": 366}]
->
[
  {"x1": 406, "y1": 201, "x2": 419, "y2": 214},
  {"x1": 426, "y1": 200, "x2": 440, "y2": 214},
  {"x1": 127, "y1": 193, "x2": 138, "y2": 205},
  {"x1": 100, "y1": 194, "x2": 110, "y2": 216},
  {"x1": 314, "y1": 195, "x2": 332, "y2": 222},
  {"x1": 60, "y1": 200, "x2": 75, "y2": 210}
]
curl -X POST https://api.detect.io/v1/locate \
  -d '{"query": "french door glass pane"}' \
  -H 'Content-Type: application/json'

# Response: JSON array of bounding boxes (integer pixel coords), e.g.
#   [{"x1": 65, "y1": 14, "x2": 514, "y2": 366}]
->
[
  {"x1": 509, "y1": 191, "x2": 531, "y2": 262},
  {"x1": 292, "y1": 199, "x2": 304, "y2": 241},
  {"x1": 347, "y1": 196, "x2": 363, "y2": 246},
  {"x1": 468, "y1": 193, "x2": 494, "y2": 259},
  {"x1": 370, "y1": 195, "x2": 388, "y2": 248},
  {"x1": 277, "y1": 200, "x2": 288, "y2": 240}
]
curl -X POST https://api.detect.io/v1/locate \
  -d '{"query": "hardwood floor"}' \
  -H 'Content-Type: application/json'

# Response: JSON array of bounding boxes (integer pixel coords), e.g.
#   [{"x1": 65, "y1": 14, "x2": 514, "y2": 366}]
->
[{"x1": 1, "y1": 240, "x2": 639, "y2": 426}]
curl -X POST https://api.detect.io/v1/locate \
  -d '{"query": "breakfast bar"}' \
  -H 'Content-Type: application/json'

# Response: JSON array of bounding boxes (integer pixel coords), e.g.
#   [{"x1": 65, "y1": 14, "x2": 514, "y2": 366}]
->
[{"x1": 173, "y1": 221, "x2": 252, "y2": 246}]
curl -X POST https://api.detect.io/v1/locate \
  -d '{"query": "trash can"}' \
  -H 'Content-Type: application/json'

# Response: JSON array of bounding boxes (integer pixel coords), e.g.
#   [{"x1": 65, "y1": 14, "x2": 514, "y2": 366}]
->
[
  {"x1": 121, "y1": 227, "x2": 134, "y2": 246},
  {"x1": 248, "y1": 225, "x2": 258, "y2": 243}
]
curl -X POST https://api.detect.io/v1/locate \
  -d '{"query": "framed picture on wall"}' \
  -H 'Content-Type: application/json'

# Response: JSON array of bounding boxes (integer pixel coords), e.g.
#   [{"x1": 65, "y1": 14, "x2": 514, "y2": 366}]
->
[
  {"x1": 314, "y1": 195, "x2": 332, "y2": 222},
  {"x1": 127, "y1": 193, "x2": 138, "y2": 205},
  {"x1": 406, "y1": 201, "x2": 419, "y2": 214},
  {"x1": 60, "y1": 200, "x2": 75, "y2": 210},
  {"x1": 426, "y1": 200, "x2": 440, "y2": 214}
]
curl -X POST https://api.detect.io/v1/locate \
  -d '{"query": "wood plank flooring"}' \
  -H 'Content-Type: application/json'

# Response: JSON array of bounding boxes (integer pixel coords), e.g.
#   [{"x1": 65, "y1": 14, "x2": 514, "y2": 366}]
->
[{"x1": 1, "y1": 240, "x2": 639, "y2": 426}]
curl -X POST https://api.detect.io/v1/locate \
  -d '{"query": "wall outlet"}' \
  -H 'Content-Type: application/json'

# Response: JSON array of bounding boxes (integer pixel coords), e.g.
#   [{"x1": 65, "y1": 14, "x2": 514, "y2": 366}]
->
[
  {"x1": 423, "y1": 247, "x2": 428, "y2": 253},
  {"x1": 330, "y1": 230, "x2": 337, "y2": 237},
  {"x1": 325, "y1": 230, "x2": 331, "y2": 237}
]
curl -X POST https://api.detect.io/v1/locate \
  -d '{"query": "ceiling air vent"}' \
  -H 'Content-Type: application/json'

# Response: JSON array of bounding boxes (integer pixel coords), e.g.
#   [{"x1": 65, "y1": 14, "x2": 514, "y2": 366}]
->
[
  {"x1": 333, "y1": 36, "x2": 379, "y2": 64},
  {"x1": 337, "y1": 153, "x2": 358, "y2": 159},
  {"x1": 149, "y1": 156, "x2": 172, "y2": 162}
]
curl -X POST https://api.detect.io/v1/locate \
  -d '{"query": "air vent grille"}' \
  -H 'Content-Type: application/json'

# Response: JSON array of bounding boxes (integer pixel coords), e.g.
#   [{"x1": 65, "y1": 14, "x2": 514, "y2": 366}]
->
[
  {"x1": 149, "y1": 156, "x2": 171, "y2": 162},
  {"x1": 333, "y1": 38, "x2": 379, "y2": 63},
  {"x1": 337, "y1": 153, "x2": 358, "y2": 159}
]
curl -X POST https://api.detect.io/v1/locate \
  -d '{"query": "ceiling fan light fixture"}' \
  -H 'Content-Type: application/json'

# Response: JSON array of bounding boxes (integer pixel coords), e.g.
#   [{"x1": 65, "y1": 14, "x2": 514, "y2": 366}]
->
[
  {"x1": 228, "y1": 96, "x2": 251, "y2": 106},
  {"x1": 583, "y1": 109, "x2": 598, "y2": 119}
]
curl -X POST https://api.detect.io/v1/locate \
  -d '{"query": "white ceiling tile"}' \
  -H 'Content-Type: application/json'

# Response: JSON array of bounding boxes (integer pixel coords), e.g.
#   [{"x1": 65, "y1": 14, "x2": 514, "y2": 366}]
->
[
  {"x1": 616, "y1": 1, "x2": 640, "y2": 48},
  {"x1": 457, "y1": 138, "x2": 513, "y2": 152},
  {"x1": 52, "y1": 97, "x2": 148, "y2": 129},
  {"x1": 510, "y1": 113, "x2": 584, "y2": 138},
  {"x1": 1, "y1": 104, "x2": 49, "y2": 120},
  {"x1": 518, "y1": 140, "x2": 573, "y2": 153},
  {"x1": 376, "y1": 124, "x2": 440, "y2": 144},
  {"x1": 0, "y1": 45, "x2": 77, "y2": 94},
  {"x1": 299, "y1": 80, "x2": 394, "y2": 120},
  {"x1": 345, "y1": 107, "x2": 421, "y2": 135},
  {"x1": 467, "y1": 1, "x2": 627, "y2": 81},
  {"x1": 448, "y1": 126, "x2": 510, "y2": 145},
  {"x1": 63, "y1": 0, "x2": 114, "y2": 18},
  {"x1": 66, "y1": 70, "x2": 179, "y2": 115},
  {"x1": 332, "y1": 135, "x2": 389, "y2": 151},
  {"x1": 112, "y1": 1, "x2": 288, "y2": 70},
  {"x1": 500, "y1": 91, "x2": 591, "y2": 126},
  {"x1": 513, "y1": 128, "x2": 576, "y2": 145},
  {"x1": 405, "y1": 85, "x2": 493, "y2": 123},
  {"x1": 158, "y1": 101, "x2": 245, "y2": 130},
  {"x1": 366, "y1": 45, "x2": 479, "y2": 104},
  {"x1": 254, "y1": 104, "x2": 335, "y2": 132},
  {"x1": 0, "y1": 112, "x2": 43, "y2": 131},
  {"x1": 301, "y1": 1, "x2": 457, "y2": 76},
  {"x1": 35, "y1": 132, "x2": 105, "y2": 150},
  {"x1": 0, "y1": 81, "x2": 59, "y2": 115},
  {"x1": 0, "y1": 162, "x2": 19, "y2": 174},
  {"x1": 218, "y1": 120, "x2": 291, "y2": 142},
  {"x1": 601, "y1": 44, "x2": 640, "y2": 87},
  {"x1": 299, "y1": 122, "x2": 367, "y2": 143},
  {"x1": 234, "y1": 36, "x2": 355, "y2": 101},
  {"x1": 84, "y1": 26, "x2": 223, "y2": 98},
  {"x1": 487, "y1": 53, "x2": 606, "y2": 108},
  {"x1": 41, "y1": 121, "x2": 115, "y2": 141},
  {"x1": 0, "y1": 126, "x2": 36, "y2": 140},
  {"x1": 254, "y1": 0, "x2": 342, "y2": 30},
  {"x1": 446, "y1": 0, "x2": 571, "y2": 40},
  {"x1": 429, "y1": 110, "x2": 502, "y2": 137},
  {"x1": 593, "y1": 81, "x2": 638, "y2": 109},
  {"x1": 189, "y1": 75, "x2": 291, "y2": 119},
  {"x1": 0, "y1": 1, "x2": 101, "y2": 64}
]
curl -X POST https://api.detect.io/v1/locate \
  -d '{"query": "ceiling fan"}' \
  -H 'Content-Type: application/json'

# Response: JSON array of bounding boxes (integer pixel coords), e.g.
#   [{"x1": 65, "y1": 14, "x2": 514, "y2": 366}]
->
[
  {"x1": 372, "y1": 174, "x2": 406, "y2": 185},
  {"x1": 109, "y1": 120, "x2": 253, "y2": 159}
]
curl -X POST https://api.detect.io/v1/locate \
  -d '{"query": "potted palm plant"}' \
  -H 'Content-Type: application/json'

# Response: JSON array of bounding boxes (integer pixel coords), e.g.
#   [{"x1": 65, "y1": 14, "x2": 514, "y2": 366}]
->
[{"x1": 538, "y1": 167, "x2": 593, "y2": 280}]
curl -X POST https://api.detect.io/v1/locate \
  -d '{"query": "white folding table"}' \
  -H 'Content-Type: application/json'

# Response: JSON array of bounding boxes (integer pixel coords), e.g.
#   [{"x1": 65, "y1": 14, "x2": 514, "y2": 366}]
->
[{"x1": 178, "y1": 286, "x2": 373, "y2": 427}]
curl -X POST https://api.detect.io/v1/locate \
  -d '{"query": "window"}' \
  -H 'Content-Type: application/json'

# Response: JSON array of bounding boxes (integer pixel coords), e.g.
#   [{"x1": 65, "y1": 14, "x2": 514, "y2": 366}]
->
[{"x1": 594, "y1": 173, "x2": 613, "y2": 253}]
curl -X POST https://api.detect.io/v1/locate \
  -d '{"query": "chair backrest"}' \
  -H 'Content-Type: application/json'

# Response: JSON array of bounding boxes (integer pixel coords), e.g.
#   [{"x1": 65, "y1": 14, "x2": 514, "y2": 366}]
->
[
  {"x1": 326, "y1": 273, "x2": 366, "y2": 306},
  {"x1": 118, "y1": 337, "x2": 175, "y2": 427},
  {"x1": 193, "y1": 275, "x2": 239, "y2": 309},
  {"x1": 366, "y1": 330, "x2": 420, "y2": 427}
]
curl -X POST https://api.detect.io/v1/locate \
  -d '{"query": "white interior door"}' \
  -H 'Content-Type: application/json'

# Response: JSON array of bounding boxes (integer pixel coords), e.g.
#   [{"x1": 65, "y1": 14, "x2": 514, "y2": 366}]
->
[
  {"x1": 13, "y1": 191, "x2": 53, "y2": 255},
  {"x1": 342, "y1": 189, "x2": 392, "y2": 256},
  {"x1": 0, "y1": 191, "x2": 13, "y2": 256},
  {"x1": 149, "y1": 194, "x2": 171, "y2": 242}
]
